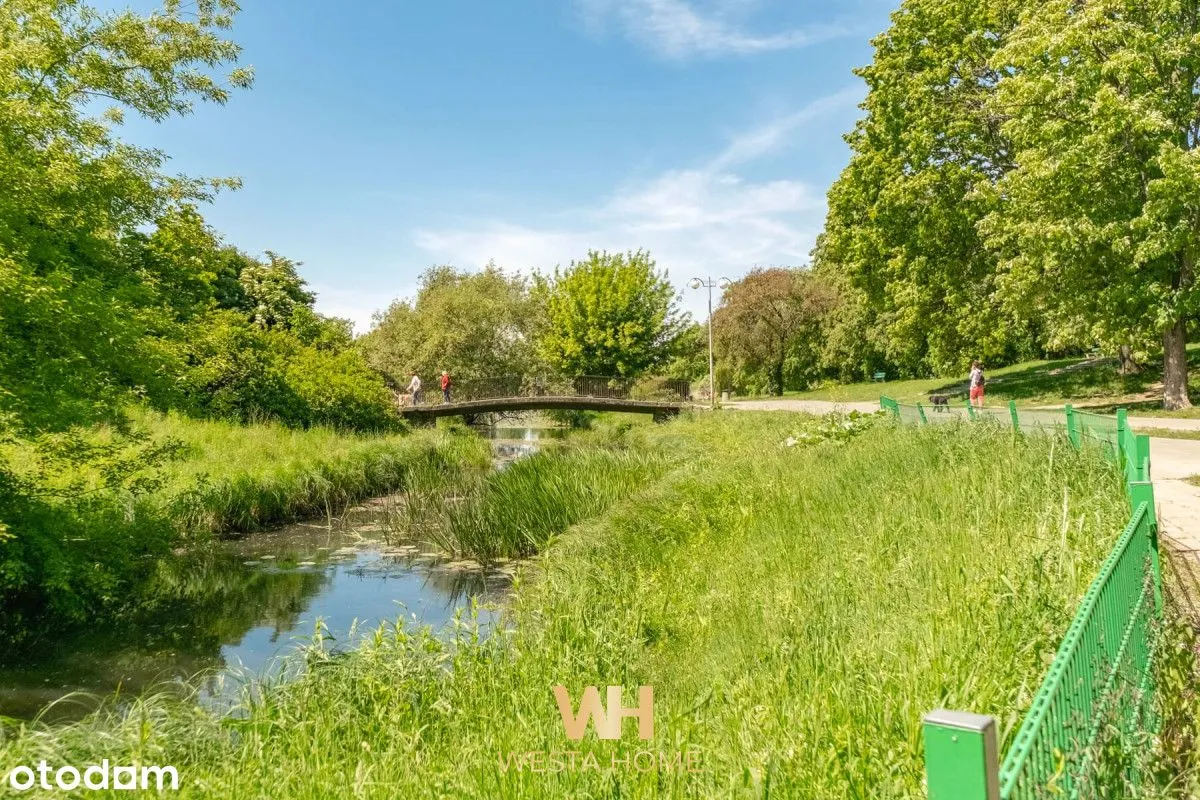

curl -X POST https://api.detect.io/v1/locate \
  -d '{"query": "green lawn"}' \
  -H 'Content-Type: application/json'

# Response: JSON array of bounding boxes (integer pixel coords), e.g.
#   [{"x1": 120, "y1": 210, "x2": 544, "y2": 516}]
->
[
  {"x1": 788, "y1": 345, "x2": 1200, "y2": 414},
  {"x1": 0, "y1": 412, "x2": 1152, "y2": 798}
]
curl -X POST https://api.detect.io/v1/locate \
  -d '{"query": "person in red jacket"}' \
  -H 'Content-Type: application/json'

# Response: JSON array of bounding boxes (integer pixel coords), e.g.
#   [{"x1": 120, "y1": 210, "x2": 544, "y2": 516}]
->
[{"x1": 440, "y1": 370, "x2": 452, "y2": 403}]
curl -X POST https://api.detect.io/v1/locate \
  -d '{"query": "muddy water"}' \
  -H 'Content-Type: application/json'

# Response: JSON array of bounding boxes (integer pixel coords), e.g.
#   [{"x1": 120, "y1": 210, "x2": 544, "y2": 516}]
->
[{"x1": 0, "y1": 425, "x2": 561, "y2": 723}]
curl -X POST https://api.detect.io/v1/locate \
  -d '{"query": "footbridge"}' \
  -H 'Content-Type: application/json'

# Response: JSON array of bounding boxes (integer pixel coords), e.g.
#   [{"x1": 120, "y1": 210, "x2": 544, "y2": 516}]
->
[{"x1": 397, "y1": 376, "x2": 692, "y2": 424}]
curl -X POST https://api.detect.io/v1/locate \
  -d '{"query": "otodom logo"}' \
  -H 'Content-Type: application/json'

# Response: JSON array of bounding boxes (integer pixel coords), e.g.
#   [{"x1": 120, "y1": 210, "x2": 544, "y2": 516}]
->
[{"x1": 552, "y1": 685, "x2": 654, "y2": 740}]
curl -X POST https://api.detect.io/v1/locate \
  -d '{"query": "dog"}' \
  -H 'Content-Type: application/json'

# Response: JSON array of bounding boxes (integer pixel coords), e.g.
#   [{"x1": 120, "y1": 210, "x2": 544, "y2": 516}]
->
[{"x1": 929, "y1": 395, "x2": 951, "y2": 412}]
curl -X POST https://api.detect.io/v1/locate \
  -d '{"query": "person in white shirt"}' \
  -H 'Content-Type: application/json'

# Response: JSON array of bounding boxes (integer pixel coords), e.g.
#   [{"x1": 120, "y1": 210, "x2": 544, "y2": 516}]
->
[
  {"x1": 968, "y1": 361, "x2": 986, "y2": 408},
  {"x1": 408, "y1": 372, "x2": 422, "y2": 406}
]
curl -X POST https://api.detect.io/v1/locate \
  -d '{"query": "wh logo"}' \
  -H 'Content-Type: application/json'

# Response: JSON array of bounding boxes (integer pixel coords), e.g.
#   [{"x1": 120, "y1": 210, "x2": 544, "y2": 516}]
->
[{"x1": 552, "y1": 685, "x2": 654, "y2": 741}]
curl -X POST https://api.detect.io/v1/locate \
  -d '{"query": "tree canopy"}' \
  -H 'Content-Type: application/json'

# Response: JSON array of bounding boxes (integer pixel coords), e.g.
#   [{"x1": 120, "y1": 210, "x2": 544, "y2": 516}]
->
[
  {"x1": 813, "y1": 0, "x2": 1200, "y2": 408},
  {"x1": 360, "y1": 264, "x2": 538, "y2": 385},
  {"x1": 533, "y1": 250, "x2": 686, "y2": 378},
  {"x1": 980, "y1": 0, "x2": 1200, "y2": 409},
  {"x1": 715, "y1": 269, "x2": 835, "y2": 395},
  {"x1": 0, "y1": 0, "x2": 252, "y2": 432}
]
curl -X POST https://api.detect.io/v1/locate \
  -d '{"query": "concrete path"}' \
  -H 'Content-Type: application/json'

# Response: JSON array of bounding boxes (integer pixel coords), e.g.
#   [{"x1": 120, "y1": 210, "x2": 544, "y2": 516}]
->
[{"x1": 726, "y1": 398, "x2": 1200, "y2": 551}]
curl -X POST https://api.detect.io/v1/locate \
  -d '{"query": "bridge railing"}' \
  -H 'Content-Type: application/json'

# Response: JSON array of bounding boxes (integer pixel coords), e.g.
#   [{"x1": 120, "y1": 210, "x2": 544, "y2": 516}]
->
[{"x1": 404, "y1": 375, "x2": 692, "y2": 406}]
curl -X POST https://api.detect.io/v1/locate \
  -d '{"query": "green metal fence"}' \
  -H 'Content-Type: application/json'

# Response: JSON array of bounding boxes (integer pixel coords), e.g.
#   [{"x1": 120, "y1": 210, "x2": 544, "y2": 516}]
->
[{"x1": 879, "y1": 397, "x2": 1163, "y2": 799}]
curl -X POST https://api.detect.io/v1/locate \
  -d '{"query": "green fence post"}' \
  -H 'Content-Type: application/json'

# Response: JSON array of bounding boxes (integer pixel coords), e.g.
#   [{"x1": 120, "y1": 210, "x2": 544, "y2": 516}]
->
[
  {"x1": 918, "y1": 403, "x2": 928, "y2": 424},
  {"x1": 923, "y1": 710, "x2": 1000, "y2": 800},
  {"x1": 1115, "y1": 408, "x2": 1128, "y2": 462},
  {"x1": 966, "y1": 399, "x2": 976, "y2": 420},
  {"x1": 1130, "y1": 482, "x2": 1163, "y2": 614},
  {"x1": 1065, "y1": 404, "x2": 1080, "y2": 448},
  {"x1": 1136, "y1": 433, "x2": 1151, "y2": 483},
  {"x1": 1008, "y1": 400, "x2": 1019, "y2": 431}
]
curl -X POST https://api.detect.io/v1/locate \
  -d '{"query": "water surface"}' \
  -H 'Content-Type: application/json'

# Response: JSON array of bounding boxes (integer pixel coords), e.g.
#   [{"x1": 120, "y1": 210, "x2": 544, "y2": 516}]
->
[{"x1": 0, "y1": 425, "x2": 558, "y2": 723}]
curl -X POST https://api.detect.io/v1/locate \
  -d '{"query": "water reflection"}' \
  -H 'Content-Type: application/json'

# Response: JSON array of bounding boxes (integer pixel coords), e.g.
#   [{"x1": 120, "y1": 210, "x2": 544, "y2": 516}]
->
[
  {"x1": 486, "y1": 425, "x2": 567, "y2": 464},
  {"x1": 0, "y1": 425, "x2": 556, "y2": 723}
]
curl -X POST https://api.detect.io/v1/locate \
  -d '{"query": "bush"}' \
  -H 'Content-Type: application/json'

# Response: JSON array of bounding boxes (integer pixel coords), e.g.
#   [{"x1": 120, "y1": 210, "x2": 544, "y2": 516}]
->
[{"x1": 180, "y1": 311, "x2": 399, "y2": 432}]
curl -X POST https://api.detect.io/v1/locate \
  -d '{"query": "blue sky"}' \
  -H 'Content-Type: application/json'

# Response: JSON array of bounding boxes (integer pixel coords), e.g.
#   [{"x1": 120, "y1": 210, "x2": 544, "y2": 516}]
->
[{"x1": 118, "y1": 0, "x2": 898, "y2": 332}]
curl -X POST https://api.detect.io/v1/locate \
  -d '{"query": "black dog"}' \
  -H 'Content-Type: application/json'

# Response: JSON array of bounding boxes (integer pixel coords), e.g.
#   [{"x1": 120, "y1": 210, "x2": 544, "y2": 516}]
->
[{"x1": 929, "y1": 395, "x2": 950, "y2": 412}]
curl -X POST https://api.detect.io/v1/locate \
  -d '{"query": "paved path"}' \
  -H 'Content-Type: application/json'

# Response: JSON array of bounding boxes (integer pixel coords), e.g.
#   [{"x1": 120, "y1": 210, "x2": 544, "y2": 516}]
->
[{"x1": 726, "y1": 398, "x2": 1200, "y2": 551}]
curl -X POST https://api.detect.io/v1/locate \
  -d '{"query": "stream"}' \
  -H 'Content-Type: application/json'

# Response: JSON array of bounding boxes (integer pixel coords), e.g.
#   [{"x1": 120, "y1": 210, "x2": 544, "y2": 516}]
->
[{"x1": 0, "y1": 425, "x2": 564, "y2": 723}]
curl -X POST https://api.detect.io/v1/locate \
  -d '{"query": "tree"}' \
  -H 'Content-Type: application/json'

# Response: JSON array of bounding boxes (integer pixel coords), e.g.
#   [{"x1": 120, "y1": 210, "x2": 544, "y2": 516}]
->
[
  {"x1": 661, "y1": 322, "x2": 709, "y2": 384},
  {"x1": 238, "y1": 252, "x2": 316, "y2": 330},
  {"x1": 0, "y1": 0, "x2": 252, "y2": 432},
  {"x1": 533, "y1": 250, "x2": 685, "y2": 377},
  {"x1": 981, "y1": 0, "x2": 1200, "y2": 409},
  {"x1": 813, "y1": 0, "x2": 1035, "y2": 379},
  {"x1": 714, "y1": 269, "x2": 836, "y2": 395},
  {"x1": 360, "y1": 263, "x2": 538, "y2": 385}
]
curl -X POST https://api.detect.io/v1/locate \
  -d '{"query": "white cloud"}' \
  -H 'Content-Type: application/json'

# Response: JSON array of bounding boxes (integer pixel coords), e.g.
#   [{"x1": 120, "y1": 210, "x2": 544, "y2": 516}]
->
[
  {"x1": 311, "y1": 284, "x2": 415, "y2": 338},
  {"x1": 576, "y1": 0, "x2": 849, "y2": 59},
  {"x1": 410, "y1": 89, "x2": 858, "y2": 321},
  {"x1": 708, "y1": 86, "x2": 862, "y2": 170}
]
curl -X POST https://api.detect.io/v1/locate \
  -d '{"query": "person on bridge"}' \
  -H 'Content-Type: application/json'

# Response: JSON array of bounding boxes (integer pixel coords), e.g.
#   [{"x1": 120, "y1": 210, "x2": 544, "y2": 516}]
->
[
  {"x1": 408, "y1": 372, "x2": 422, "y2": 406},
  {"x1": 440, "y1": 370, "x2": 452, "y2": 403}
]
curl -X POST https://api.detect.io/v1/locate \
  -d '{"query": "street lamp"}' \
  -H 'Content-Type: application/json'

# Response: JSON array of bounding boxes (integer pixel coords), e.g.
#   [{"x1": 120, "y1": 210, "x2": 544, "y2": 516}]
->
[{"x1": 688, "y1": 276, "x2": 731, "y2": 408}]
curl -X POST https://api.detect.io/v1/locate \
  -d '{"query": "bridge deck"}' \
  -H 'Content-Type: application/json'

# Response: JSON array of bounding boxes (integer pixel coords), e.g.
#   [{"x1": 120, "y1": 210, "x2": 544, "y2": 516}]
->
[{"x1": 398, "y1": 395, "x2": 687, "y2": 421}]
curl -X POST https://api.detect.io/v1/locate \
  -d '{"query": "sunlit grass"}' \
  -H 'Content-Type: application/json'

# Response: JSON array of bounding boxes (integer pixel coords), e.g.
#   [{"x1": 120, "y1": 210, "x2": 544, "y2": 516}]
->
[{"x1": 0, "y1": 413, "x2": 1147, "y2": 798}]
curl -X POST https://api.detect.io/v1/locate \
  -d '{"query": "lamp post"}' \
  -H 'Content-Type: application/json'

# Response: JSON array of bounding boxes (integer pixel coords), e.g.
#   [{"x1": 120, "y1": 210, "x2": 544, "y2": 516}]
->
[{"x1": 688, "y1": 276, "x2": 731, "y2": 408}]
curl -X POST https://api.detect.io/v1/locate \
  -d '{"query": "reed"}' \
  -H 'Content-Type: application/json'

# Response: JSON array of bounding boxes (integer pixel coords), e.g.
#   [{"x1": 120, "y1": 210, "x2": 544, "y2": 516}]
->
[{"x1": 431, "y1": 446, "x2": 669, "y2": 563}]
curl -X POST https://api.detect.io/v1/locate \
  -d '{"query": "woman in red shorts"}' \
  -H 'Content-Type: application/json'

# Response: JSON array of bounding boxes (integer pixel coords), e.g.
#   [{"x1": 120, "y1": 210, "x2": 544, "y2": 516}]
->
[{"x1": 969, "y1": 360, "x2": 986, "y2": 408}]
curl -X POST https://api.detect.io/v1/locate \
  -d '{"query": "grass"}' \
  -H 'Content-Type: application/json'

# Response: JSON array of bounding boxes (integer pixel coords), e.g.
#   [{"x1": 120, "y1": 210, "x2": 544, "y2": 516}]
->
[
  {"x1": 438, "y1": 446, "x2": 671, "y2": 563},
  {"x1": 6, "y1": 408, "x2": 493, "y2": 536},
  {"x1": 1134, "y1": 428, "x2": 1200, "y2": 442},
  {"x1": 789, "y1": 345, "x2": 1200, "y2": 413},
  {"x1": 0, "y1": 412, "x2": 1152, "y2": 798}
]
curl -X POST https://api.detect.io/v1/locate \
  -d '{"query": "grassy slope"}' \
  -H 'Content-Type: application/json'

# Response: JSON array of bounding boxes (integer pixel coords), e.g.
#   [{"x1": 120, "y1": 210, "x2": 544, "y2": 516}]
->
[
  {"x1": 0, "y1": 413, "x2": 1132, "y2": 798},
  {"x1": 142, "y1": 410, "x2": 491, "y2": 534},
  {"x1": 790, "y1": 345, "x2": 1200, "y2": 415},
  {"x1": 6, "y1": 408, "x2": 493, "y2": 536}
]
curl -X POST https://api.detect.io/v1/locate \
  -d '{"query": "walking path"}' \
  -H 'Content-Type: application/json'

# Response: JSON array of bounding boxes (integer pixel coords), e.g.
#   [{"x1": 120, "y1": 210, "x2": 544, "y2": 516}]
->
[{"x1": 726, "y1": 398, "x2": 1200, "y2": 551}]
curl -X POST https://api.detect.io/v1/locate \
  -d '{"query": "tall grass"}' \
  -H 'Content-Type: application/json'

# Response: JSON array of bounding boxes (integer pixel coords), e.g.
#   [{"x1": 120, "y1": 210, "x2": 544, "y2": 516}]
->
[
  {"x1": 8, "y1": 408, "x2": 493, "y2": 536},
  {"x1": 434, "y1": 447, "x2": 670, "y2": 563},
  {"x1": 0, "y1": 414, "x2": 1152, "y2": 798}
]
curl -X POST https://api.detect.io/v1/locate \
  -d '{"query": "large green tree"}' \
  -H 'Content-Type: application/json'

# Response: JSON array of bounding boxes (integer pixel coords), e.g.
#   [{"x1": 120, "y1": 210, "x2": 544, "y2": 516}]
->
[
  {"x1": 0, "y1": 0, "x2": 252, "y2": 432},
  {"x1": 813, "y1": 0, "x2": 1033, "y2": 379},
  {"x1": 533, "y1": 250, "x2": 685, "y2": 377},
  {"x1": 714, "y1": 269, "x2": 835, "y2": 395},
  {"x1": 360, "y1": 263, "x2": 539, "y2": 385},
  {"x1": 982, "y1": 0, "x2": 1200, "y2": 409}
]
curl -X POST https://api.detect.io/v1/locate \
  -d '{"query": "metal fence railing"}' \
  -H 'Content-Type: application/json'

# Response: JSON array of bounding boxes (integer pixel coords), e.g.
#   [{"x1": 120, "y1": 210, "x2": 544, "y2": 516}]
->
[
  {"x1": 400, "y1": 375, "x2": 692, "y2": 406},
  {"x1": 879, "y1": 396, "x2": 1163, "y2": 799}
]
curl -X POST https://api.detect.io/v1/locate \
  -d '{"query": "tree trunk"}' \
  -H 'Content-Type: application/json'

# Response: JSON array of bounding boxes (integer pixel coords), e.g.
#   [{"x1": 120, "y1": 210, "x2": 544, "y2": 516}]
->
[
  {"x1": 770, "y1": 360, "x2": 785, "y2": 396},
  {"x1": 1118, "y1": 345, "x2": 1140, "y2": 375},
  {"x1": 1162, "y1": 320, "x2": 1192, "y2": 410}
]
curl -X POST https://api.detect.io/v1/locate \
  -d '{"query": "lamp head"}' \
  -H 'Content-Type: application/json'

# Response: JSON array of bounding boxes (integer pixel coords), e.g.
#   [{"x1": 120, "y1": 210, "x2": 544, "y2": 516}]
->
[
  {"x1": 687, "y1": 278, "x2": 702, "y2": 290},
  {"x1": 718, "y1": 277, "x2": 732, "y2": 289}
]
